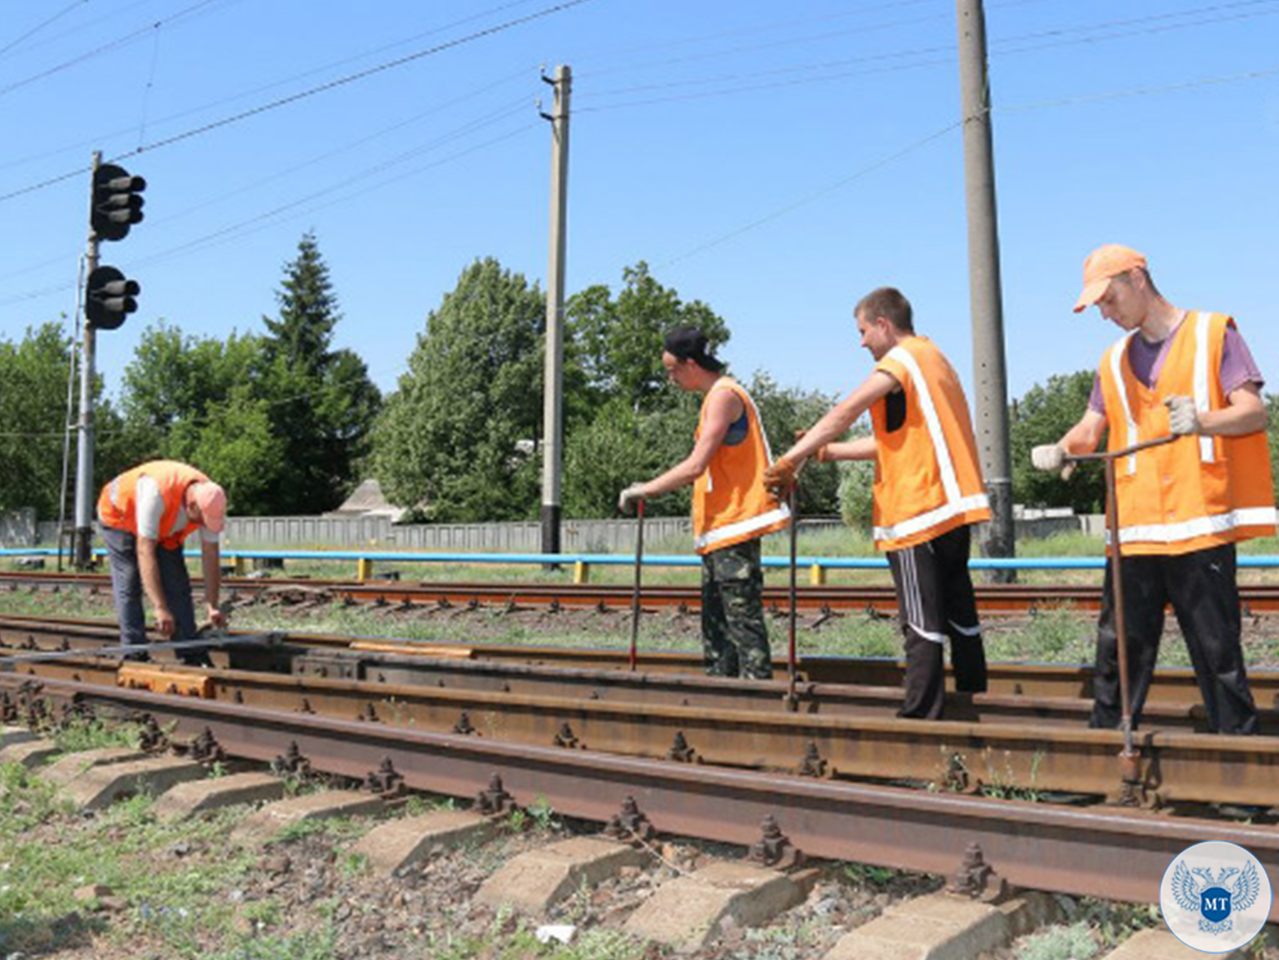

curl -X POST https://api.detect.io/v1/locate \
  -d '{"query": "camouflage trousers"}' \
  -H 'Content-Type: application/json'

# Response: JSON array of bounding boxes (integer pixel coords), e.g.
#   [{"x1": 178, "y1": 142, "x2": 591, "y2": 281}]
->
[{"x1": 701, "y1": 538, "x2": 772, "y2": 680}]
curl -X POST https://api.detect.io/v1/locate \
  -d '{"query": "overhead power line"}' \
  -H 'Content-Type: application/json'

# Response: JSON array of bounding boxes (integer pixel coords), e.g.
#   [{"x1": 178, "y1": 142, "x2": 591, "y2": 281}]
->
[
  {"x1": 0, "y1": 0, "x2": 226, "y2": 98},
  {"x1": 660, "y1": 120, "x2": 961, "y2": 268},
  {"x1": 0, "y1": 0, "x2": 598, "y2": 205},
  {"x1": 0, "y1": 0, "x2": 90, "y2": 60}
]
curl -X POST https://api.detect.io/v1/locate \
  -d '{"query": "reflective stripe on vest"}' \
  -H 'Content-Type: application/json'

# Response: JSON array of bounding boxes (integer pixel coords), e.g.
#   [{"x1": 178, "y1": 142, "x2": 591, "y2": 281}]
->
[
  {"x1": 691, "y1": 378, "x2": 792, "y2": 554},
  {"x1": 1098, "y1": 311, "x2": 1276, "y2": 552},
  {"x1": 871, "y1": 341, "x2": 989, "y2": 548}
]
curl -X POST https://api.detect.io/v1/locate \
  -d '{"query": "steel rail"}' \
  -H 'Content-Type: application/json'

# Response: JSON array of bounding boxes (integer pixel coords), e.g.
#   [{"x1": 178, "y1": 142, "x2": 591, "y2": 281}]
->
[
  {"x1": 4, "y1": 648, "x2": 1278, "y2": 807},
  {"x1": 9, "y1": 570, "x2": 1279, "y2": 614},
  {"x1": 3, "y1": 615, "x2": 1278, "y2": 710},
  {"x1": 0, "y1": 638, "x2": 1251, "y2": 736},
  {"x1": 6, "y1": 672, "x2": 1279, "y2": 920}
]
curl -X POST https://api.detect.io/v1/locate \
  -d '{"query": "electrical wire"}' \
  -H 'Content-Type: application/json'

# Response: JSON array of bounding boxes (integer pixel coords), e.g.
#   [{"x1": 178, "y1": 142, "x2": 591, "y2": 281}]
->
[
  {"x1": 0, "y1": 0, "x2": 226, "y2": 99},
  {"x1": 659, "y1": 120, "x2": 961, "y2": 269},
  {"x1": 574, "y1": 0, "x2": 1279, "y2": 112},
  {"x1": 0, "y1": 0, "x2": 597, "y2": 205},
  {"x1": 0, "y1": 107, "x2": 540, "y2": 307},
  {"x1": 0, "y1": 2, "x2": 535, "y2": 174},
  {"x1": 0, "y1": 0, "x2": 90, "y2": 60},
  {"x1": 999, "y1": 63, "x2": 1279, "y2": 112}
]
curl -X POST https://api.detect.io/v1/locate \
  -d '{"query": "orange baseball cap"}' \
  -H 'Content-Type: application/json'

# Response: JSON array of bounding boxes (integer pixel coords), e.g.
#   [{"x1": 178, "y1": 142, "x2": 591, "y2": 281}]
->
[
  {"x1": 1073, "y1": 244, "x2": 1147, "y2": 313},
  {"x1": 193, "y1": 481, "x2": 226, "y2": 533}
]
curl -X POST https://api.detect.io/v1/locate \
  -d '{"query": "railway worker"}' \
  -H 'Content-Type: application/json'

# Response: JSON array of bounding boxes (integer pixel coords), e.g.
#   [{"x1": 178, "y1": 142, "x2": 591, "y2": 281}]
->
[
  {"x1": 617, "y1": 326, "x2": 791, "y2": 680},
  {"x1": 764, "y1": 287, "x2": 990, "y2": 720},
  {"x1": 97, "y1": 460, "x2": 227, "y2": 666},
  {"x1": 1031, "y1": 244, "x2": 1274, "y2": 735}
]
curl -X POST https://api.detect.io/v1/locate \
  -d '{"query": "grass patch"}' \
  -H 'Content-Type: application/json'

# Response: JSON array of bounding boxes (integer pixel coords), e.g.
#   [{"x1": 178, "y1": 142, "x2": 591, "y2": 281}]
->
[
  {"x1": 48, "y1": 715, "x2": 145, "y2": 753},
  {"x1": 0, "y1": 793, "x2": 260, "y2": 959},
  {"x1": 204, "y1": 925, "x2": 337, "y2": 960},
  {"x1": 1015, "y1": 921, "x2": 1100, "y2": 960}
]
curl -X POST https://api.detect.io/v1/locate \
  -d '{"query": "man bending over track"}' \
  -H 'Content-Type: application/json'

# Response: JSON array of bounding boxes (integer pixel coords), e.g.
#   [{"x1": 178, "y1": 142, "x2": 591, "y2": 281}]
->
[{"x1": 97, "y1": 460, "x2": 227, "y2": 666}]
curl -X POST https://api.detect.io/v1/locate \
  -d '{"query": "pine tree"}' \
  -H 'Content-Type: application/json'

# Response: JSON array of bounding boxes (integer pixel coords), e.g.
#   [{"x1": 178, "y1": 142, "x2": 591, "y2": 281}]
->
[{"x1": 260, "y1": 232, "x2": 380, "y2": 514}]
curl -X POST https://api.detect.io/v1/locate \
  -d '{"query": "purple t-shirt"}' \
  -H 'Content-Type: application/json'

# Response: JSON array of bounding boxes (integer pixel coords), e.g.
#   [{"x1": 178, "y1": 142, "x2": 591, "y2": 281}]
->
[{"x1": 1087, "y1": 320, "x2": 1264, "y2": 414}]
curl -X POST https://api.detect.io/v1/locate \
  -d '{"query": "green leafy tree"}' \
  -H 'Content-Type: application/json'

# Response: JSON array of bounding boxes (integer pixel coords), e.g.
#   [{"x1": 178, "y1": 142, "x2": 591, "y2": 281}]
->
[
  {"x1": 172, "y1": 387, "x2": 286, "y2": 510},
  {"x1": 836, "y1": 446, "x2": 876, "y2": 532},
  {"x1": 0, "y1": 323, "x2": 142, "y2": 521},
  {"x1": 567, "y1": 261, "x2": 729, "y2": 413},
  {"x1": 120, "y1": 322, "x2": 262, "y2": 454},
  {"x1": 371, "y1": 258, "x2": 545, "y2": 522},
  {"x1": 557, "y1": 262, "x2": 742, "y2": 518},
  {"x1": 0, "y1": 323, "x2": 76, "y2": 518},
  {"x1": 562, "y1": 394, "x2": 701, "y2": 518},
  {"x1": 1010, "y1": 370, "x2": 1105, "y2": 513},
  {"x1": 120, "y1": 323, "x2": 280, "y2": 515},
  {"x1": 259, "y1": 231, "x2": 381, "y2": 514}
]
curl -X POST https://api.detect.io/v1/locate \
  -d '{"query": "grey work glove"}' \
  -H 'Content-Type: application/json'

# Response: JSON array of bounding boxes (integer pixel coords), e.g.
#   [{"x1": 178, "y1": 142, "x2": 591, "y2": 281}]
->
[
  {"x1": 1031, "y1": 444, "x2": 1074, "y2": 481},
  {"x1": 617, "y1": 483, "x2": 647, "y2": 514},
  {"x1": 1165, "y1": 395, "x2": 1200, "y2": 436}
]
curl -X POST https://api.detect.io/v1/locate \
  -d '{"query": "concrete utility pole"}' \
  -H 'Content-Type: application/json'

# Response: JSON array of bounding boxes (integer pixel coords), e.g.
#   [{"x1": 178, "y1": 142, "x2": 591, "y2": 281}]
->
[
  {"x1": 72, "y1": 152, "x2": 103, "y2": 569},
  {"x1": 955, "y1": 0, "x2": 1015, "y2": 572},
  {"x1": 540, "y1": 64, "x2": 571, "y2": 559}
]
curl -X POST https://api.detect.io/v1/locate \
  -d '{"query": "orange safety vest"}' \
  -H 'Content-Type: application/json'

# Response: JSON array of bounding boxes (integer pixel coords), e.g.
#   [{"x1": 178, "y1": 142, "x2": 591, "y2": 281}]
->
[
  {"x1": 97, "y1": 460, "x2": 210, "y2": 550},
  {"x1": 692, "y1": 378, "x2": 791, "y2": 554},
  {"x1": 1097, "y1": 311, "x2": 1275, "y2": 555},
  {"x1": 870, "y1": 337, "x2": 990, "y2": 551}
]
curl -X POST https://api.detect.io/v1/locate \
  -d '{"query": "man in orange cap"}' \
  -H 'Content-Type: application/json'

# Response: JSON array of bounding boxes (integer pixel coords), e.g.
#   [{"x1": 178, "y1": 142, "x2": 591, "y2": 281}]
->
[
  {"x1": 97, "y1": 460, "x2": 228, "y2": 665},
  {"x1": 1032, "y1": 245, "x2": 1274, "y2": 734}
]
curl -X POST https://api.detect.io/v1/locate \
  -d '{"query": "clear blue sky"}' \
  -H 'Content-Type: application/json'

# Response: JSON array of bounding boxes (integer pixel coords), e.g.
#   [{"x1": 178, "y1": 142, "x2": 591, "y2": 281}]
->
[{"x1": 1, "y1": 0, "x2": 1276, "y2": 411}]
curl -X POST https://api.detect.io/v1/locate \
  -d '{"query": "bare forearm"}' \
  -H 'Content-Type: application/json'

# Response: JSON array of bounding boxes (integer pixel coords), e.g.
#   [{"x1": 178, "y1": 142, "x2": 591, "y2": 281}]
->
[
  {"x1": 1198, "y1": 404, "x2": 1268, "y2": 437},
  {"x1": 201, "y1": 542, "x2": 221, "y2": 609},
  {"x1": 786, "y1": 406, "x2": 861, "y2": 464},
  {"x1": 137, "y1": 542, "x2": 167, "y2": 610},
  {"x1": 1058, "y1": 415, "x2": 1105, "y2": 457},
  {"x1": 824, "y1": 437, "x2": 876, "y2": 462}
]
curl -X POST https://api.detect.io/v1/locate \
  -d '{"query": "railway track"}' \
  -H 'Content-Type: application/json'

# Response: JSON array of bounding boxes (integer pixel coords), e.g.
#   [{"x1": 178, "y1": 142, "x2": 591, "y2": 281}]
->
[
  {"x1": 4, "y1": 613, "x2": 1279, "y2": 934},
  {"x1": 8, "y1": 568, "x2": 1279, "y2": 614},
  {"x1": 2, "y1": 720, "x2": 1250, "y2": 960}
]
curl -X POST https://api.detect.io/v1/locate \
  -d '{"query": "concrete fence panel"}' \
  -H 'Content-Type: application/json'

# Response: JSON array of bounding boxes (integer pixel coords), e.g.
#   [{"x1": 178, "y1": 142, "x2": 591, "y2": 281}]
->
[{"x1": 0, "y1": 508, "x2": 37, "y2": 548}]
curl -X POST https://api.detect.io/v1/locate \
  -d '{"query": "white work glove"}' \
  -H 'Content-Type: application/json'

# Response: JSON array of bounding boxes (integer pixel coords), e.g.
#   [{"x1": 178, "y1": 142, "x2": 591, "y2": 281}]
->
[
  {"x1": 617, "y1": 483, "x2": 647, "y2": 514},
  {"x1": 1165, "y1": 395, "x2": 1200, "y2": 436},
  {"x1": 1031, "y1": 444, "x2": 1065, "y2": 473},
  {"x1": 1031, "y1": 444, "x2": 1074, "y2": 481}
]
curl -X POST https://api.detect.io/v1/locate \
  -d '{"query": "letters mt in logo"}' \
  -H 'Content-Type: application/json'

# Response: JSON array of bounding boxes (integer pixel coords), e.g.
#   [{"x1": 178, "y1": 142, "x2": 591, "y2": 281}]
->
[
  {"x1": 1172, "y1": 860, "x2": 1261, "y2": 934},
  {"x1": 1161, "y1": 841, "x2": 1272, "y2": 952}
]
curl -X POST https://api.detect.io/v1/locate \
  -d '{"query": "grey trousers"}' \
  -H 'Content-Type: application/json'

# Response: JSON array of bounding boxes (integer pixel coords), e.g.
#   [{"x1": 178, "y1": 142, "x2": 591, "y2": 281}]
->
[{"x1": 100, "y1": 524, "x2": 205, "y2": 664}]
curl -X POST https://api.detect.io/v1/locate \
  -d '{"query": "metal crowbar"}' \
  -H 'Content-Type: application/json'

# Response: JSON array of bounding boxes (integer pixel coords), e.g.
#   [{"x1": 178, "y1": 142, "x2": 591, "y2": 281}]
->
[{"x1": 1066, "y1": 433, "x2": 1177, "y2": 788}]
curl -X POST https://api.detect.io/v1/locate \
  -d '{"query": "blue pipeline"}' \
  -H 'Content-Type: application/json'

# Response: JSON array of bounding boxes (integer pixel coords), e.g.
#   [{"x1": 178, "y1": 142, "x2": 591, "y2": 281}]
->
[{"x1": 4, "y1": 546, "x2": 1279, "y2": 571}]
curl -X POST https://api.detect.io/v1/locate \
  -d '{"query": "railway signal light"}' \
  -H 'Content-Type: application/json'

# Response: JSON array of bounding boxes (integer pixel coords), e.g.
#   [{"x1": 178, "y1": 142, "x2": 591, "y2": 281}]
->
[
  {"x1": 85, "y1": 265, "x2": 139, "y2": 330},
  {"x1": 91, "y1": 163, "x2": 146, "y2": 241}
]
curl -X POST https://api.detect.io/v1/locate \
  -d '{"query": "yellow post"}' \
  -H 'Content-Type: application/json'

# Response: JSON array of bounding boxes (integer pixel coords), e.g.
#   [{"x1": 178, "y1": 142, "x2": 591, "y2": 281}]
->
[
  {"x1": 809, "y1": 562, "x2": 826, "y2": 586},
  {"x1": 357, "y1": 557, "x2": 373, "y2": 582},
  {"x1": 232, "y1": 555, "x2": 248, "y2": 576},
  {"x1": 573, "y1": 560, "x2": 590, "y2": 584}
]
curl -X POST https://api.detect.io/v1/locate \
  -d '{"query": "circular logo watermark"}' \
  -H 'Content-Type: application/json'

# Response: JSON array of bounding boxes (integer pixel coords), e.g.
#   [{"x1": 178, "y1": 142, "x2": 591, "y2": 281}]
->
[{"x1": 1161, "y1": 841, "x2": 1272, "y2": 952}]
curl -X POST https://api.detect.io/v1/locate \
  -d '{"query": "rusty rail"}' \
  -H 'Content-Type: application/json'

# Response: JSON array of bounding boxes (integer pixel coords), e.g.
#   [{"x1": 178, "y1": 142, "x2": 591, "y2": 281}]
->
[
  {"x1": 5, "y1": 643, "x2": 1279, "y2": 807},
  {"x1": 3, "y1": 615, "x2": 1276, "y2": 710},
  {"x1": 5, "y1": 672, "x2": 1278, "y2": 920},
  {"x1": 8, "y1": 570, "x2": 1279, "y2": 615}
]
